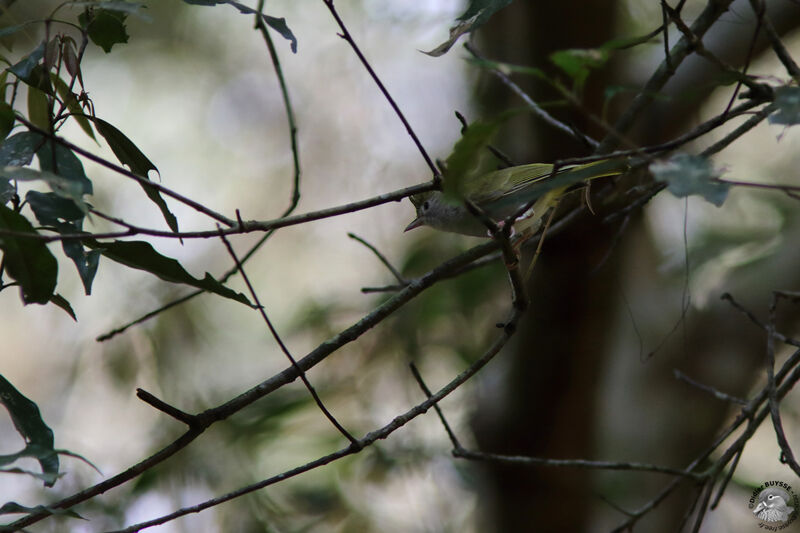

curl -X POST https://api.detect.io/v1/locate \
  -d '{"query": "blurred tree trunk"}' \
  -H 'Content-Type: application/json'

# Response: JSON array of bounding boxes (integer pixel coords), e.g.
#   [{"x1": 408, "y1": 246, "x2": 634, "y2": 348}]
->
[{"x1": 470, "y1": 1, "x2": 800, "y2": 531}]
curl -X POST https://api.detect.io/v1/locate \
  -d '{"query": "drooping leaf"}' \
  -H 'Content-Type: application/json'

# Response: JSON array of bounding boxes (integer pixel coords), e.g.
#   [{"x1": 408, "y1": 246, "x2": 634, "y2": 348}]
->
[
  {"x1": 36, "y1": 139, "x2": 93, "y2": 195},
  {"x1": 0, "y1": 102, "x2": 14, "y2": 140},
  {"x1": 0, "y1": 131, "x2": 43, "y2": 166},
  {"x1": 25, "y1": 190, "x2": 85, "y2": 226},
  {"x1": 650, "y1": 153, "x2": 729, "y2": 206},
  {"x1": 84, "y1": 239, "x2": 252, "y2": 306},
  {"x1": 182, "y1": 0, "x2": 297, "y2": 52},
  {"x1": 50, "y1": 75, "x2": 96, "y2": 141},
  {"x1": 0, "y1": 375, "x2": 59, "y2": 486},
  {"x1": 27, "y1": 86, "x2": 50, "y2": 130},
  {"x1": 0, "y1": 205, "x2": 58, "y2": 304},
  {"x1": 423, "y1": 0, "x2": 513, "y2": 57},
  {"x1": 79, "y1": 8, "x2": 129, "y2": 53},
  {"x1": 0, "y1": 466, "x2": 62, "y2": 485},
  {"x1": 769, "y1": 86, "x2": 800, "y2": 126},
  {"x1": 84, "y1": 116, "x2": 179, "y2": 232}
]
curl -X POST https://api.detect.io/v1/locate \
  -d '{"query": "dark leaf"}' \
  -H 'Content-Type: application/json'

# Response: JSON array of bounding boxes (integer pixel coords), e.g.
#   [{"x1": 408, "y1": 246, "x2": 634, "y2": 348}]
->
[
  {"x1": 0, "y1": 501, "x2": 84, "y2": 519},
  {"x1": 423, "y1": 0, "x2": 512, "y2": 57},
  {"x1": 0, "y1": 131, "x2": 42, "y2": 166},
  {"x1": 79, "y1": 8, "x2": 129, "y2": 53},
  {"x1": 650, "y1": 153, "x2": 729, "y2": 206},
  {"x1": 0, "y1": 102, "x2": 14, "y2": 140},
  {"x1": 49, "y1": 293, "x2": 77, "y2": 320},
  {"x1": 0, "y1": 375, "x2": 59, "y2": 486},
  {"x1": 0, "y1": 466, "x2": 62, "y2": 485},
  {"x1": 86, "y1": 116, "x2": 179, "y2": 232},
  {"x1": 182, "y1": 0, "x2": 297, "y2": 52},
  {"x1": 0, "y1": 179, "x2": 13, "y2": 204},
  {"x1": 0, "y1": 166, "x2": 88, "y2": 211},
  {"x1": 36, "y1": 140, "x2": 93, "y2": 195},
  {"x1": 8, "y1": 42, "x2": 45, "y2": 81},
  {"x1": 0, "y1": 205, "x2": 58, "y2": 304},
  {"x1": 84, "y1": 239, "x2": 252, "y2": 306}
]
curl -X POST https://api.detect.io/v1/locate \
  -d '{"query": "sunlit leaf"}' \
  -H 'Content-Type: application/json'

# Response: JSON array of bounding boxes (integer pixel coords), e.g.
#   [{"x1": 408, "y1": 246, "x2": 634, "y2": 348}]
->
[
  {"x1": 0, "y1": 205, "x2": 58, "y2": 304},
  {"x1": 550, "y1": 48, "x2": 609, "y2": 88},
  {"x1": 0, "y1": 375, "x2": 59, "y2": 486},
  {"x1": 650, "y1": 153, "x2": 729, "y2": 206},
  {"x1": 442, "y1": 116, "x2": 506, "y2": 200},
  {"x1": 83, "y1": 239, "x2": 252, "y2": 306}
]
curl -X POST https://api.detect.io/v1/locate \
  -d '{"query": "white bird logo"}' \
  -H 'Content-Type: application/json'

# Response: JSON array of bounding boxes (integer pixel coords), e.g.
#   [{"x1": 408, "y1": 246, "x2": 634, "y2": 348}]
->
[{"x1": 753, "y1": 487, "x2": 795, "y2": 523}]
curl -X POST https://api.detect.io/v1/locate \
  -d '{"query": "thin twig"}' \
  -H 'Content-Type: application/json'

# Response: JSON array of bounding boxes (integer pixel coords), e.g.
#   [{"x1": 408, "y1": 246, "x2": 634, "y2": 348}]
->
[{"x1": 348, "y1": 232, "x2": 406, "y2": 285}]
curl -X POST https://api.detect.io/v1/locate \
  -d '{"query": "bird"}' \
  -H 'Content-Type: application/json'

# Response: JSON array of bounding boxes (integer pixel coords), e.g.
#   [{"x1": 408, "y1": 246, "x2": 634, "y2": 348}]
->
[
  {"x1": 404, "y1": 159, "x2": 627, "y2": 237},
  {"x1": 753, "y1": 488, "x2": 795, "y2": 523}
]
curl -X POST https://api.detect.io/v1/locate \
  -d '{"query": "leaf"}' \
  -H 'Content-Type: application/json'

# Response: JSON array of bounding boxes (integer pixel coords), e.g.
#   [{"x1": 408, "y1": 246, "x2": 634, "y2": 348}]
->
[
  {"x1": 0, "y1": 102, "x2": 14, "y2": 140},
  {"x1": 79, "y1": 8, "x2": 129, "y2": 53},
  {"x1": 0, "y1": 179, "x2": 13, "y2": 204},
  {"x1": 0, "y1": 131, "x2": 43, "y2": 166},
  {"x1": 85, "y1": 116, "x2": 179, "y2": 232},
  {"x1": 0, "y1": 205, "x2": 58, "y2": 304},
  {"x1": 36, "y1": 140, "x2": 93, "y2": 195},
  {"x1": 0, "y1": 375, "x2": 59, "y2": 486},
  {"x1": 27, "y1": 86, "x2": 50, "y2": 131},
  {"x1": 0, "y1": 22, "x2": 34, "y2": 40},
  {"x1": 768, "y1": 86, "x2": 800, "y2": 126},
  {"x1": 182, "y1": 1, "x2": 297, "y2": 52},
  {"x1": 0, "y1": 466, "x2": 62, "y2": 485},
  {"x1": 550, "y1": 48, "x2": 609, "y2": 88},
  {"x1": 50, "y1": 74, "x2": 96, "y2": 141},
  {"x1": 84, "y1": 239, "x2": 252, "y2": 306},
  {"x1": 650, "y1": 154, "x2": 729, "y2": 207},
  {"x1": 50, "y1": 293, "x2": 77, "y2": 320},
  {"x1": 442, "y1": 113, "x2": 511, "y2": 200},
  {"x1": 0, "y1": 501, "x2": 84, "y2": 519},
  {"x1": 0, "y1": 167, "x2": 88, "y2": 210},
  {"x1": 26, "y1": 191, "x2": 98, "y2": 295},
  {"x1": 8, "y1": 42, "x2": 45, "y2": 82},
  {"x1": 423, "y1": 0, "x2": 512, "y2": 57}
]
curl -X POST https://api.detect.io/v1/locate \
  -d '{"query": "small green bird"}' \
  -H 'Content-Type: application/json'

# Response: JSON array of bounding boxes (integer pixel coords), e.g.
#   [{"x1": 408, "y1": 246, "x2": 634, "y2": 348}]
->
[{"x1": 405, "y1": 159, "x2": 627, "y2": 237}]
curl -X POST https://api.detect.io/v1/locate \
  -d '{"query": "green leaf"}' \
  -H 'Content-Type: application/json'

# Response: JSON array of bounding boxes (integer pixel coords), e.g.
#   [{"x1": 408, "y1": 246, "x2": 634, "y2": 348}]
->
[
  {"x1": 79, "y1": 8, "x2": 129, "y2": 53},
  {"x1": 0, "y1": 179, "x2": 13, "y2": 204},
  {"x1": 84, "y1": 239, "x2": 252, "y2": 306},
  {"x1": 423, "y1": 0, "x2": 512, "y2": 57},
  {"x1": 8, "y1": 43, "x2": 45, "y2": 81},
  {"x1": 36, "y1": 140, "x2": 93, "y2": 195},
  {"x1": 550, "y1": 48, "x2": 609, "y2": 88},
  {"x1": 442, "y1": 113, "x2": 511, "y2": 199},
  {"x1": 50, "y1": 74, "x2": 96, "y2": 141},
  {"x1": 0, "y1": 131, "x2": 42, "y2": 166},
  {"x1": 27, "y1": 86, "x2": 50, "y2": 131},
  {"x1": 25, "y1": 190, "x2": 85, "y2": 226},
  {"x1": 769, "y1": 86, "x2": 800, "y2": 126},
  {"x1": 0, "y1": 375, "x2": 59, "y2": 486},
  {"x1": 85, "y1": 116, "x2": 178, "y2": 232},
  {"x1": 650, "y1": 154, "x2": 729, "y2": 207},
  {"x1": 0, "y1": 102, "x2": 14, "y2": 140},
  {"x1": 0, "y1": 205, "x2": 58, "y2": 304}
]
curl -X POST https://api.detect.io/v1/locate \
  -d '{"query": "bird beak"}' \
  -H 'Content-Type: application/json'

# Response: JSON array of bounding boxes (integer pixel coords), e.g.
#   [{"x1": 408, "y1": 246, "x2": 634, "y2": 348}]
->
[{"x1": 404, "y1": 217, "x2": 424, "y2": 232}]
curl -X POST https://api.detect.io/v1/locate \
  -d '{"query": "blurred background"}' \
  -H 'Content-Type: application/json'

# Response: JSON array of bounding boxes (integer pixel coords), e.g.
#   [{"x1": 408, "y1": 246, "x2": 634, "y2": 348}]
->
[{"x1": 1, "y1": 0, "x2": 799, "y2": 531}]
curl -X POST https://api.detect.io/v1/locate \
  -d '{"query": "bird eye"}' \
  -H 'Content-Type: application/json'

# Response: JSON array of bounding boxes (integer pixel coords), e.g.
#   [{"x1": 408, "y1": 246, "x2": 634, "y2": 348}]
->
[{"x1": 422, "y1": 200, "x2": 430, "y2": 211}]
